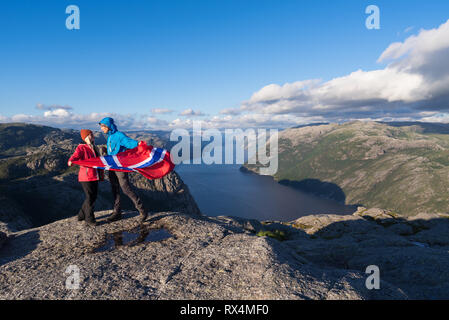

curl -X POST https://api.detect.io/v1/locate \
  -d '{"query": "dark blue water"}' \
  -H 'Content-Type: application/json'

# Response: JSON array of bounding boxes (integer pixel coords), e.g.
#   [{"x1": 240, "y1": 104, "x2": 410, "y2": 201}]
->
[{"x1": 176, "y1": 163, "x2": 357, "y2": 222}]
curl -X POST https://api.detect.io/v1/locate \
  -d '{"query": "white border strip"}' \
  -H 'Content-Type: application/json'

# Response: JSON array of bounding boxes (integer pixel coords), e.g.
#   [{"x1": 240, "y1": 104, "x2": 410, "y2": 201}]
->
[
  {"x1": 113, "y1": 155, "x2": 123, "y2": 168},
  {"x1": 128, "y1": 148, "x2": 155, "y2": 169},
  {"x1": 100, "y1": 156, "x2": 111, "y2": 169}
]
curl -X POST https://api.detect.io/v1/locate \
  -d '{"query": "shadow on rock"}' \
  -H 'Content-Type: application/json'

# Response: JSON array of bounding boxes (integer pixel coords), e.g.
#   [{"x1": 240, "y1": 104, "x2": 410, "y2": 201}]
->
[
  {"x1": 273, "y1": 209, "x2": 449, "y2": 299},
  {"x1": 278, "y1": 178, "x2": 359, "y2": 205},
  {"x1": 1, "y1": 170, "x2": 201, "y2": 230},
  {"x1": 0, "y1": 230, "x2": 41, "y2": 266}
]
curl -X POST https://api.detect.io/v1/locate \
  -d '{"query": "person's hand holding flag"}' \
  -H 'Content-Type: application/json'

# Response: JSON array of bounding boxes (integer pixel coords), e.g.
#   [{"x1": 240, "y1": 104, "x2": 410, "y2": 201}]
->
[{"x1": 71, "y1": 141, "x2": 175, "y2": 180}]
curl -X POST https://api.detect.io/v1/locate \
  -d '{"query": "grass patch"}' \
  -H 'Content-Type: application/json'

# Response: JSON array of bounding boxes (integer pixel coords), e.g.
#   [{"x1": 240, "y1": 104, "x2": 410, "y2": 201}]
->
[
  {"x1": 387, "y1": 211, "x2": 400, "y2": 218},
  {"x1": 256, "y1": 230, "x2": 288, "y2": 241},
  {"x1": 291, "y1": 223, "x2": 312, "y2": 230}
]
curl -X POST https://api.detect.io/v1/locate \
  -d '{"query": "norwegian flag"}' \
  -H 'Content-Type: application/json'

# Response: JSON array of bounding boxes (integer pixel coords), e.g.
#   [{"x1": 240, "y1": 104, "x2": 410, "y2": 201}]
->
[{"x1": 72, "y1": 141, "x2": 175, "y2": 180}]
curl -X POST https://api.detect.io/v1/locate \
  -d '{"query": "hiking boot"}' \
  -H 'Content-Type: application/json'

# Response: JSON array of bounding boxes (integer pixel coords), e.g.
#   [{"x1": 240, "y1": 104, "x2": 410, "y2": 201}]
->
[
  {"x1": 107, "y1": 212, "x2": 122, "y2": 222},
  {"x1": 85, "y1": 218, "x2": 97, "y2": 227},
  {"x1": 139, "y1": 211, "x2": 148, "y2": 223}
]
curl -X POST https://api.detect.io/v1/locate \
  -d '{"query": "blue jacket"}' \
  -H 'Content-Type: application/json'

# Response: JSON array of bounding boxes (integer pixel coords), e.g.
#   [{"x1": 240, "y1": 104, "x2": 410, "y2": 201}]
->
[{"x1": 99, "y1": 117, "x2": 138, "y2": 155}]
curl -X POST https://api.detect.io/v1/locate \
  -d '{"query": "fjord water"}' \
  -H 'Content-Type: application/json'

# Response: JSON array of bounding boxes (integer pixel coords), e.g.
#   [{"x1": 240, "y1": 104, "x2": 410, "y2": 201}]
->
[{"x1": 176, "y1": 163, "x2": 357, "y2": 222}]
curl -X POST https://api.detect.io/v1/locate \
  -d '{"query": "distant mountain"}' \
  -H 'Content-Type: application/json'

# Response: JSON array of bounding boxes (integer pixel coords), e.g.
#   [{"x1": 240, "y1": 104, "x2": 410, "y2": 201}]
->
[
  {"x1": 0, "y1": 122, "x2": 83, "y2": 157},
  {"x1": 3, "y1": 122, "x2": 449, "y2": 300},
  {"x1": 244, "y1": 121, "x2": 449, "y2": 216},
  {"x1": 0, "y1": 123, "x2": 200, "y2": 232},
  {"x1": 292, "y1": 122, "x2": 329, "y2": 129},
  {"x1": 378, "y1": 121, "x2": 449, "y2": 134}
]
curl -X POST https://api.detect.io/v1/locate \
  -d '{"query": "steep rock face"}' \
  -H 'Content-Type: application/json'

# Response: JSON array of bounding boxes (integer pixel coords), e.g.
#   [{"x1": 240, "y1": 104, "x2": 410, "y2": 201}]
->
[
  {"x1": 0, "y1": 170, "x2": 200, "y2": 231},
  {"x1": 0, "y1": 210, "x2": 407, "y2": 300},
  {"x1": 129, "y1": 171, "x2": 201, "y2": 216},
  {"x1": 0, "y1": 123, "x2": 200, "y2": 230}
]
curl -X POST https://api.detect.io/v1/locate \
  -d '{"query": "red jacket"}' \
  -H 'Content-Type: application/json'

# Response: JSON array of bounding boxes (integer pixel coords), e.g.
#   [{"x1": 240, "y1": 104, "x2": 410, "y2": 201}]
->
[{"x1": 68, "y1": 144, "x2": 104, "y2": 182}]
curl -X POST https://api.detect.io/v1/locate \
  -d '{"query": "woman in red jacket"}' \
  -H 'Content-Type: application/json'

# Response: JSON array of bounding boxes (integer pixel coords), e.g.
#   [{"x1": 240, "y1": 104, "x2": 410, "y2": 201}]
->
[{"x1": 68, "y1": 129, "x2": 104, "y2": 226}]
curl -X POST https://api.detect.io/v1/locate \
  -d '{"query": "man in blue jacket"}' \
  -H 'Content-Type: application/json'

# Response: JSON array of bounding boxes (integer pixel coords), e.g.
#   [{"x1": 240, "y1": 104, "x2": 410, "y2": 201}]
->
[{"x1": 99, "y1": 117, "x2": 148, "y2": 223}]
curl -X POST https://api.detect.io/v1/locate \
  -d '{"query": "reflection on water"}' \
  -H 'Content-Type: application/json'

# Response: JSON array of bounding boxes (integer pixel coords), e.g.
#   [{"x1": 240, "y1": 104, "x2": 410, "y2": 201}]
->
[{"x1": 176, "y1": 163, "x2": 357, "y2": 222}]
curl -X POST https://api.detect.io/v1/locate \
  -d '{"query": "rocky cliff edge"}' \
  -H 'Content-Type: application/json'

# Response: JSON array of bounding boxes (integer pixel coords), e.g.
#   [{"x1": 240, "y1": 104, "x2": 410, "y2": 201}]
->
[{"x1": 1, "y1": 207, "x2": 448, "y2": 299}]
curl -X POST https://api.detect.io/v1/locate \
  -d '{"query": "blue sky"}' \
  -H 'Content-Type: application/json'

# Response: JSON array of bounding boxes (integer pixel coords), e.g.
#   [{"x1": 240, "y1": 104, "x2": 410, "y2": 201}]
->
[{"x1": 1, "y1": 0, "x2": 449, "y2": 129}]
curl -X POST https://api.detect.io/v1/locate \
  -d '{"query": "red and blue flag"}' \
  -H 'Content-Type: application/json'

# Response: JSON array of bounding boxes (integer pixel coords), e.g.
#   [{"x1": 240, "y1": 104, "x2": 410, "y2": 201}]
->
[{"x1": 72, "y1": 141, "x2": 175, "y2": 180}]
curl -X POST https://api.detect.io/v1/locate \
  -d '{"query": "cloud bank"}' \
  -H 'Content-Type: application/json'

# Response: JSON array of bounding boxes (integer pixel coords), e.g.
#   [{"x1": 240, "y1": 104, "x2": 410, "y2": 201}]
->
[
  {"x1": 150, "y1": 108, "x2": 174, "y2": 115},
  {"x1": 237, "y1": 19, "x2": 449, "y2": 123},
  {"x1": 2, "y1": 19, "x2": 449, "y2": 130},
  {"x1": 179, "y1": 108, "x2": 207, "y2": 117}
]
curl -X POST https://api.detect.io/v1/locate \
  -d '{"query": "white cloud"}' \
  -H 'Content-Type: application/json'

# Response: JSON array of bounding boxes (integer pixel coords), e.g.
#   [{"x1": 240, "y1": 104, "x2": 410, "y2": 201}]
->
[
  {"x1": 219, "y1": 108, "x2": 242, "y2": 115},
  {"x1": 238, "y1": 19, "x2": 449, "y2": 123},
  {"x1": 166, "y1": 113, "x2": 324, "y2": 130},
  {"x1": 378, "y1": 21, "x2": 449, "y2": 63},
  {"x1": 419, "y1": 112, "x2": 449, "y2": 123},
  {"x1": 247, "y1": 80, "x2": 320, "y2": 105},
  {"x1": 44, "y1": 108, "x2": 71, "y2": 117},
  {"x1": 4, "y1": 20, "x2": 449, "y2": 130},
  {"x1": 150, "y1": 108, "x2": 174, "y2": 114},
  {"x1": 404, "y1": 26, "x2": 414, "y2": 34},
  {"x1": 0, "y1": 110, "x2": 172, "y2": 131},
  {"x1": 36, "y1": 103, "x2": 73, "y2": 111},
  {"x1": 146, "y1": 116, "x2": 169, "y2": 126},
  {"x1": 11, "y1": 114, "x2": 34, "y2": 122},
  {"x1": 179, "y1": 108, "x2": 207, "y2": 117}
]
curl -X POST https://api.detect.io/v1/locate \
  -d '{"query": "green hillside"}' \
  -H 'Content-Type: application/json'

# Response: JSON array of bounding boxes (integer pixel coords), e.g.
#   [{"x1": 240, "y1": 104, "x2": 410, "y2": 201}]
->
[{"x1": 245, "y1": 121, "x2": 449, "y2": 216}]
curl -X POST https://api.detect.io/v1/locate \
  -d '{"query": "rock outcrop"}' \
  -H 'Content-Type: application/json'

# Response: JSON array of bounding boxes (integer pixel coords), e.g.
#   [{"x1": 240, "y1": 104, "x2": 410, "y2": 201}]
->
[
  {"x1": 4, "y1": 206, "x2": 448, "y2": 299},
  {"x1": 0, "y1": 122, "x2": 200, "y2": 230},
  {"x1": 0, "y1": 170, "x2": 200, "y2": 231},
  {"x1": 286, "y1": 207, "x2": 449, "y2": 299}
]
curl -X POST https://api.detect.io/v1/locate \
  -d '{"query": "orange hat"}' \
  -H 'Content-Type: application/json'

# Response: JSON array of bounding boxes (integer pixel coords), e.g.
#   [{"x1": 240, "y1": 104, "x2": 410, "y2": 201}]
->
[{"x1": 80, "y1": 129, "x2": 93, "y2": 142}]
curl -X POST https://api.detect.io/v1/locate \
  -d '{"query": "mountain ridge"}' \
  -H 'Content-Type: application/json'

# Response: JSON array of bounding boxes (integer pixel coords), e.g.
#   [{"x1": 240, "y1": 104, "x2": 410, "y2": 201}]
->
[
  {"x1": 244, "y1": 120, "x2": 449, "y2": 216},
  {"x1": 2, "y1": 121, "x2": 449, "y2": 299}
]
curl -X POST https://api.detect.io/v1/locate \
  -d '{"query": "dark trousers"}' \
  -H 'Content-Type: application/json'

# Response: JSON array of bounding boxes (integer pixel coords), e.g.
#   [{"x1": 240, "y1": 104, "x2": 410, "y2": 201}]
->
[
  {"x1": 79, "y1": 181, "x2": 98, "y2": 221},
  {"x1": 109, "y1": 171, "x2": 145, "y2": 215}
]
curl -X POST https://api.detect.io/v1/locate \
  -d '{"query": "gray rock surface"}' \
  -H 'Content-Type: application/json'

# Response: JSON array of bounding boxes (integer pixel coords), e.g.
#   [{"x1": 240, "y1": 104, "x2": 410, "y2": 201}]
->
[
  {"x1": 0, "y1": 207, "x2": 421, "y2": 300},
  {"x1": 289, "y1": 206, "x2": 449, "y2": 299}
]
